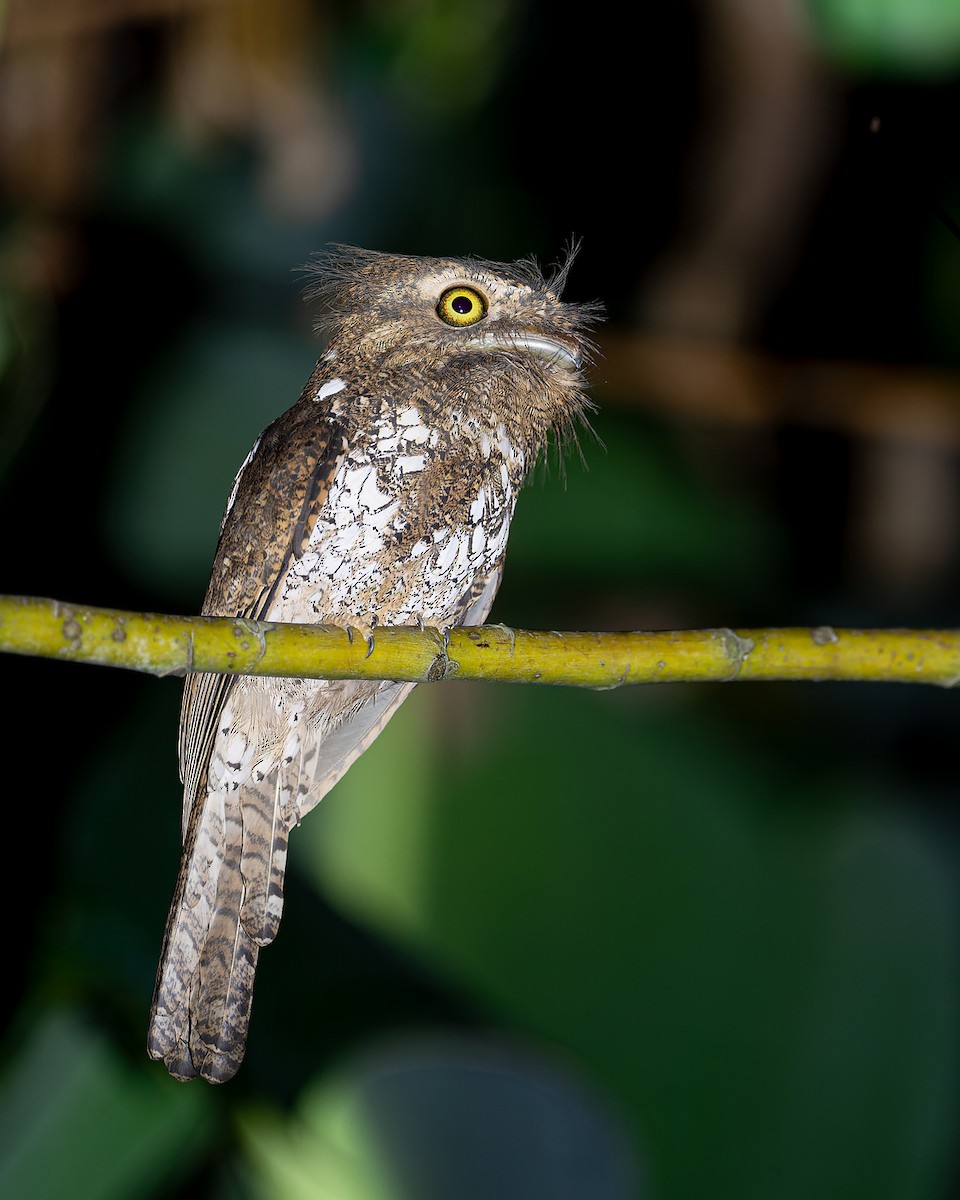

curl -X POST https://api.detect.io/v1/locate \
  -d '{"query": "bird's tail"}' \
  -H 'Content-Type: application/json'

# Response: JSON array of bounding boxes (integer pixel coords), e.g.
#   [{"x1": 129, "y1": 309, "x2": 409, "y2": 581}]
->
[{"x1": 147, "y1": 764, "x2": 287, "y2": 1083}]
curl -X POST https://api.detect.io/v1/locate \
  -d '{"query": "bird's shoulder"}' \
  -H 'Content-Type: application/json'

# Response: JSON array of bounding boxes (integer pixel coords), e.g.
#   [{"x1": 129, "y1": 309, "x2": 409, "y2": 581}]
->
[{"x1": 203, "y1": 371, "x2": 360, "y2": 618}]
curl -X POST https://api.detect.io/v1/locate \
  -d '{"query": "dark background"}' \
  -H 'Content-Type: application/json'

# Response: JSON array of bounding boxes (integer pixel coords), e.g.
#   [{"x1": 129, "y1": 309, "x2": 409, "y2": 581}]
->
[{"x1": 1, "y1": 2, "x2": 960, "y2": 1197}]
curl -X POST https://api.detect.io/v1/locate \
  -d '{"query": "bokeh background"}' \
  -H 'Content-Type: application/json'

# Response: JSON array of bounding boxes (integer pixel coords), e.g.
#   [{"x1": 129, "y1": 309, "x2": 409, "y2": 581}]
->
[{"x1": 2, "y1": 1, "x2": 960, "y2": 1197}]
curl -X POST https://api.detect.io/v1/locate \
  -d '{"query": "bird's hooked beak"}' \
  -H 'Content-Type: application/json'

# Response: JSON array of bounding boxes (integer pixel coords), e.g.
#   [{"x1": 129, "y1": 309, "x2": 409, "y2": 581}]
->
[{"x1": 473, "y1": 331, "x2": 583, "y2": 371}]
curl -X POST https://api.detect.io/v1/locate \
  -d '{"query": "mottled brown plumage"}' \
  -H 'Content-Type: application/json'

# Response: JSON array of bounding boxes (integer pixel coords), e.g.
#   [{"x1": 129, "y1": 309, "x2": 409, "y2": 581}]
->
[{"x1": 147, "y1": 245, "x2": 597, "y2": 1082}]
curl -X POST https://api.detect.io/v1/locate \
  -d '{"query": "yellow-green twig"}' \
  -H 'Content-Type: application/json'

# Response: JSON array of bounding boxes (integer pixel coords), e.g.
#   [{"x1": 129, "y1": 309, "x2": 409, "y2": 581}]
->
[{"x1": 0, "y1": 595, "x2": 957, "y2": 688}]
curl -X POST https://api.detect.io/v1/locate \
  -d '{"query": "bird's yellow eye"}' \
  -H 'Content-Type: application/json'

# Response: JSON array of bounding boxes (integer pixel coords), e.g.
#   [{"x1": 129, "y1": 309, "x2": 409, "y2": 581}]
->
[{"x1": 436, "y1": 285, "x2": 488, "y2": 328}]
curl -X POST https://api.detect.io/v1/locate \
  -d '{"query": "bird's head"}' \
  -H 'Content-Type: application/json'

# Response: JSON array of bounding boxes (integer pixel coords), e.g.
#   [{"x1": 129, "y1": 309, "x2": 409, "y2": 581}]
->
[{"x1": 306, "y1": 244, "x2": 600, "y2": 452}]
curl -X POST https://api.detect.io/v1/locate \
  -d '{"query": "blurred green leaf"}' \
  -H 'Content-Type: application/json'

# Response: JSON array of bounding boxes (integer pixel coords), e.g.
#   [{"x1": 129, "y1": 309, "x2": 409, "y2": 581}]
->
[
  {"x1": 0, "y1": 1010, "x2": 215, "y2": 1200},
  {"x1": 807, "y1": 0, "x2": 960, "y2": 75},
  {"x1": 241, "y1": 1032, "x2": 638, "y2": 1200},
  {"x1": 366, "y1": 0, "x2": 515, "y2": 119}
]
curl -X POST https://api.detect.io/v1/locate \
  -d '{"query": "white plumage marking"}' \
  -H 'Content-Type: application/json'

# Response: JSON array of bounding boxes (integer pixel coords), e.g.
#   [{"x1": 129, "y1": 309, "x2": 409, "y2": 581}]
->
[
  {"x1": 315, "y1": 378, "x2": 347, "y2": 402},
  {"x1": 396, "y1": 405, "x2": 422, "y2": 426},
  {"x1": 357, "y1": 468, "x2": 394, "y2": 512},
  {"x1": 435, "y1": 532, "x2": 462, "y2": 572}
]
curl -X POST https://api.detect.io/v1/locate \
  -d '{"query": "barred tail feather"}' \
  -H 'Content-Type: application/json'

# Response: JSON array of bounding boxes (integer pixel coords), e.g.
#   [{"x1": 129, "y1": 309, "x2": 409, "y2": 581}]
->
[
  {"x1": 148, "y1": 780, "x2": 267, "y2": 1083},
  {"x1": 239, "y1": 764, "x2": 289, "y2": 947},
  {"x1": 147, "y1": 779, "x2": 220, "y2": 1081},
  {"x1": 190, "y1": 795, "x2": 260, "y2": 1083}
]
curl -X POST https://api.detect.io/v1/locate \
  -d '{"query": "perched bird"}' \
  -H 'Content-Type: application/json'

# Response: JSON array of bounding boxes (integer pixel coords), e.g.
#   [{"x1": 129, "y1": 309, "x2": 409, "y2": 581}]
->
[{"x1": 147, "y1": 245, "x2": 597, "y2": 1083}]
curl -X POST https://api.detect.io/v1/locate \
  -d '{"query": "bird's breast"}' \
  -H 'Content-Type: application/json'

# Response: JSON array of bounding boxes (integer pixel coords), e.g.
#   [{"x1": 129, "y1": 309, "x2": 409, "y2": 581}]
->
[{"x1": 269, "y1": 403, "x2": 526, "y2": 628}]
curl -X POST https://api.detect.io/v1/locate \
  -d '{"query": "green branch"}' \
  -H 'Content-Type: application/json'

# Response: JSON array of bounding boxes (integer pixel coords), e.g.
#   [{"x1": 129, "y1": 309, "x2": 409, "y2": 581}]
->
[{"x1": 0, "y1": 595, "x2": 957, "y2": 688}]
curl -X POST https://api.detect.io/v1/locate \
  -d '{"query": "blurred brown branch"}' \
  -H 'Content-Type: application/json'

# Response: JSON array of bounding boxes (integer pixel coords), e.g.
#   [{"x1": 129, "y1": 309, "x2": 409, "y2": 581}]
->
[
  {"x1": 3, "y1": 0, "x2": 235, "y2": 43},
  {"x1": 597, "y1": 330, "x2": 960, "y2": 448}
]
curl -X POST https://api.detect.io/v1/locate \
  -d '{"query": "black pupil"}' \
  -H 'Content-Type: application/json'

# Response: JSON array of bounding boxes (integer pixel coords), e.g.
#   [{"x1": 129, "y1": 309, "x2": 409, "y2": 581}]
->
[{"x1": 451, "y1": 294, "x2": 473, "y2": 315}]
